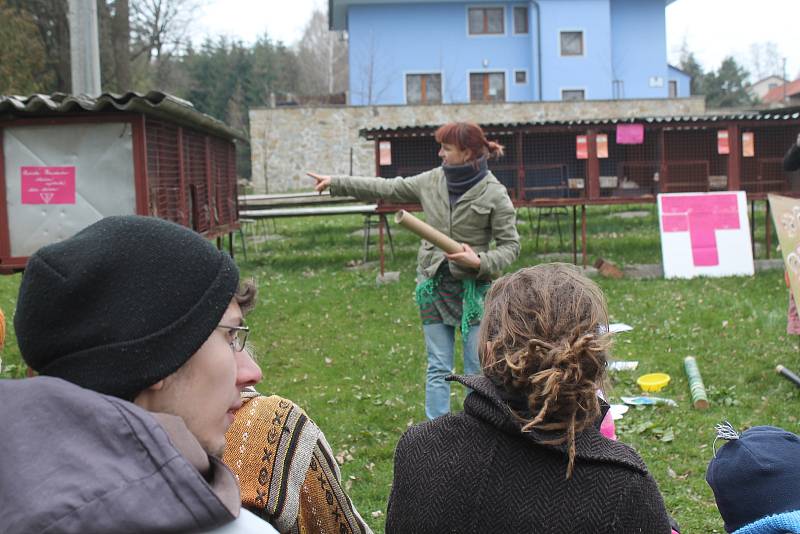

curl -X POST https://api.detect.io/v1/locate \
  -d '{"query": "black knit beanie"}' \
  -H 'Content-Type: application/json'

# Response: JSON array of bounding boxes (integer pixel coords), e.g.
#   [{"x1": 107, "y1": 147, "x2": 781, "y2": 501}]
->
[
  {"x1": 706, "y1": 425, "x2": 800, "y2": 533},
  {"x1": 14, "y1": 215, "x2": 239, "y2": 400}
]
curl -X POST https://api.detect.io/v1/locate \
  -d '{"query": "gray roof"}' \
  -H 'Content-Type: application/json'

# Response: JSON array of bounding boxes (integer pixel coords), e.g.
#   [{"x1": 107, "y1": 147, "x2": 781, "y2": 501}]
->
[
  {"x1": 361, "y1": 110, "x2": 800, "y2": 138},
  {"x1": 0, "y1": 91, "x2": 248, "y2": 142}
]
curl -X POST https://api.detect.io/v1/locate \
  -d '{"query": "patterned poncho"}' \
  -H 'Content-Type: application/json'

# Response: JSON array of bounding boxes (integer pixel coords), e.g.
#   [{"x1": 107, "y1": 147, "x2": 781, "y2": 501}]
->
[{"x1": 223, "y1": 391, "x2": 372, "y2": 534}]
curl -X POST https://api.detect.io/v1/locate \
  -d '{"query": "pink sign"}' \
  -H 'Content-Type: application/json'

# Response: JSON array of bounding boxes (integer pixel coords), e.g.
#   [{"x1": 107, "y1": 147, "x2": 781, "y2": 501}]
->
[
  {"x1": 661, "y1": 193, "x2": 740, "y2": 266},
  {"x1": 616, "y1": 124, "x2": 644, "y2": 145},
  {"x1": 379, "y1": 141, "x2": 392, "y2": 166},
  {"x1": 21, "y1": 166, "x2": 76, "y2": 205}
]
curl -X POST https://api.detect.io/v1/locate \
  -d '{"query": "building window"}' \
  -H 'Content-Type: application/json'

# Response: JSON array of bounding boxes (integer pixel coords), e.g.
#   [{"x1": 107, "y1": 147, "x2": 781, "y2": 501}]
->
[
  {"x1": 513, "y1": 6, "x2": 528, "y2": 34},
  {"x1": 562, "y1": 89, "x2": 585, "y2": 101},
  {"x1": 470, "y1": 72, "x2": 505, "y2": 102},
  {"x1": 406, "y1": 73, "x2": 442, "y2": 104},
  {"x1": 560, "y1": 31, "x2": 584, "y2": 56},
  {"x1": 468, "y1": 7, "x2": 504, "y2": 35},
  {"x1": 668, "y1": 80, "x2": 678, "y2": 98},
  {"x1": 514, "y1": 70, "x2": 527, "y2": 84}
]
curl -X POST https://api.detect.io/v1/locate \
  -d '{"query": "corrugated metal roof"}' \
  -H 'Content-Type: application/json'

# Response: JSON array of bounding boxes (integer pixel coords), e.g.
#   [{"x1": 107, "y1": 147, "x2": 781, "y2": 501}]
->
[
  {"x1": 0, "y1": 91, "x2": 248, "y2": 142},
  {"x1": 360, "y1": 110, "x2": 800, "y2": 139}
]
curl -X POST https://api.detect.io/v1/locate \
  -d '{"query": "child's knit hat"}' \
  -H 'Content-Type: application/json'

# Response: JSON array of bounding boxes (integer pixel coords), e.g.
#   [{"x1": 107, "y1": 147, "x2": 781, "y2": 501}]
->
[
  {"x1": 706, "y1": 423, "x2": 800, "y2": 533},
  {"x1": 14, "y1": 215, "x2": 239, "y2": 400}
]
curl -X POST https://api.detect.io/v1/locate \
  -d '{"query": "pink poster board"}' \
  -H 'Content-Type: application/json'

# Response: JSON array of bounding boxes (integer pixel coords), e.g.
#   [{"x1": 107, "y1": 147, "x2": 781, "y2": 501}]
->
[
  {"x1": 616, "y1": 124, "x2": 644, "y2": 145},
  {"x1": 21, "y1": 166, "x2": 76, "y2": 204},
  {"x1": 658, "y1": 192, "x2": 753, "y2": 278}
]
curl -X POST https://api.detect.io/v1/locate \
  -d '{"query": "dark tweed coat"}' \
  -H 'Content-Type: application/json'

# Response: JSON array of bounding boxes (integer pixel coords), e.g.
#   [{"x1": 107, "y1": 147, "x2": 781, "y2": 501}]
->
[{"x1": 386, "y1": 375, "x2": 672, "y2": 534}]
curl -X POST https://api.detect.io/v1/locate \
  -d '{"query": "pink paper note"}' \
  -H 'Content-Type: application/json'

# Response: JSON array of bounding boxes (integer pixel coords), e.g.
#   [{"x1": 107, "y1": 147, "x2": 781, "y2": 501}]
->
[
  {"x1": 616, "y1": 124, "x2": 644, "y2": 145},
  {"x1": 661, "y1": 193, "x2": 740, "y2": 267},
  {"x1": 21, "y1": 166, "x2": 76, "y2": 204}
]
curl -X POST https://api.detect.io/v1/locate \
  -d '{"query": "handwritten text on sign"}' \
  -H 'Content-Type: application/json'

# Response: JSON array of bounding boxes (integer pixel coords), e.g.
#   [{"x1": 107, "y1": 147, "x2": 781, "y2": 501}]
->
[{"x1": 21, "y1": 166, "x2": 76, "y2": 204}]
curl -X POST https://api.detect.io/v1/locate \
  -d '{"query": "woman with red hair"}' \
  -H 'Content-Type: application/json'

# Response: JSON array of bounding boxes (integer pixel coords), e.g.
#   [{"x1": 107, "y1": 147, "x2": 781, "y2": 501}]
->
[{"x1": 309, "y1": 122, "x2": 520, "y2": 420}]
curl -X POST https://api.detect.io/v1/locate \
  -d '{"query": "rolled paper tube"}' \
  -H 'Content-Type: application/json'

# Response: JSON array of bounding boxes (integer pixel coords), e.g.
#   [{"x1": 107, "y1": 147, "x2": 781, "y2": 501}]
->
[
  {"x1": 394, "y1": 210, "x2": 462, "y2": 254},
  {"x1": 683, "y1": 356, "x2": 709, "y2": 410},
  {"x1": 776, "y1": 365, "x2": 800, "y2": 389}
]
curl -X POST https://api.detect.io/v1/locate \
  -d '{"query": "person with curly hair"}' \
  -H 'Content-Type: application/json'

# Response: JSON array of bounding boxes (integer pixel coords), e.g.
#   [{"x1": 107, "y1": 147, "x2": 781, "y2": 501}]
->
[{"x1": 385, "y1": 263, "x2": 672, "y2": 534}]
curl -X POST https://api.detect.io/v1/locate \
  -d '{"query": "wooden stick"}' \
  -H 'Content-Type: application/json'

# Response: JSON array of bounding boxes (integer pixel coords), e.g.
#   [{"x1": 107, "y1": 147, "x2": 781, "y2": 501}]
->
[
  {"x1": 776, "y1": 365, "x2": 800, "y2": 389},
  {"x1": 394, "y1": 210, "x2": 462, "y2": 254},
  {"x1": 683, "y1": 356, "x2": 709, "y2": 410}
]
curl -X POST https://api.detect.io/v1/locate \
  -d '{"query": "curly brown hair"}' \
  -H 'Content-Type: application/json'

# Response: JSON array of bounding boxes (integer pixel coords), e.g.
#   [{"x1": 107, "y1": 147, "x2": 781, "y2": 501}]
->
[{"x1": 479, "y1": 263, "x2": 611, "y2": 478}]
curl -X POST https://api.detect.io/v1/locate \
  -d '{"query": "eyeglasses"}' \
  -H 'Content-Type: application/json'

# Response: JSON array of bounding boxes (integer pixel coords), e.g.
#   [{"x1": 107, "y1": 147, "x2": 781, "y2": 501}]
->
[{"x1": 217, "y1": 324, "x2": 249, "y2": 352}]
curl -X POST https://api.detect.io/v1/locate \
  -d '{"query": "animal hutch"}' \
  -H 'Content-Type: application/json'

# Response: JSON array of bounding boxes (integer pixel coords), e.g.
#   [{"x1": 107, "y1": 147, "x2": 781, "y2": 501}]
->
[
  {"x1": 362, "y1": 109, "x2": 800, "y2": 267},
  {"x1": 0, "y1": 92, "x2": 246, "y2": 273}
]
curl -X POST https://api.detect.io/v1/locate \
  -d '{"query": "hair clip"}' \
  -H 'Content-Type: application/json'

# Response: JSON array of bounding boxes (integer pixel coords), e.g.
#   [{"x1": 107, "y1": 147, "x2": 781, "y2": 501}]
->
[{"x1": 712, "y1": 421, "x2": 740, "y2": 457}]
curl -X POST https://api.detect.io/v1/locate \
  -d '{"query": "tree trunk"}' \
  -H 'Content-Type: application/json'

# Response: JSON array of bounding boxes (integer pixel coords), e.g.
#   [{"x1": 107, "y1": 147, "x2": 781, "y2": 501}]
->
[{"x1": 111, "y1": 0, "x2": 131, "y2": 91}]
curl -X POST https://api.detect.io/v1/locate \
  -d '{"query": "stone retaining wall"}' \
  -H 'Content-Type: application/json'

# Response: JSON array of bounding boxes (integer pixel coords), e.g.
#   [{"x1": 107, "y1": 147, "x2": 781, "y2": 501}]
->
[{"x1": 249, "y1": 97, "x2": 706, "y2": 193}]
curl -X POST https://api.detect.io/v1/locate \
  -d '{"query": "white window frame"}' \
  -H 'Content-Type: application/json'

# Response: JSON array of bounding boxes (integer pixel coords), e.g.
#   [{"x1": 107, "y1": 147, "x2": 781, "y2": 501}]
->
[
  {"x1": 403, "y1": 71, "x2": 445, "y2": 105},
  {"x1": 512, "y1": 5, "x2": 529, "y2": 35},
  {"x1": 467, "y1": 69, "x2": 508, "y2": 102},
  {"x1": 558, "y1": 29, "x2": 586, "y2": 57},
  {"x1": 514, "y1": 69, "x2": 528, "y2": 85},
  {"x1": 466, "y1": 5, "x2": 507, "y2": 37},
  {"x1": 560, "y1": 87, "x2": 586, "y2": 101}
]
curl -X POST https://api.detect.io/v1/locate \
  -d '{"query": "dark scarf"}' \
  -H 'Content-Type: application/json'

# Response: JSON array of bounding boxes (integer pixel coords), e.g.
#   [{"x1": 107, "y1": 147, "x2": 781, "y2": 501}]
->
[{"x1": 443, "y1": 155, "x2": 488, "y2": 205}]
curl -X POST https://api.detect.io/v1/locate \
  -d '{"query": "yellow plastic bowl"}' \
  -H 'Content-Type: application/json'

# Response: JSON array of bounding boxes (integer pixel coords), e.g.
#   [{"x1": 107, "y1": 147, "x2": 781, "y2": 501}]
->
[{"x1": 637, "y1": 373, "x2": 671, "y2": 392}]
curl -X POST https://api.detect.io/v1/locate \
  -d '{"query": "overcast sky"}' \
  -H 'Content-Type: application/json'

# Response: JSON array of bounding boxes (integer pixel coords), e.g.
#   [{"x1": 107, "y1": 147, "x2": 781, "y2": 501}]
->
[{"x1": 195, "y1": 0, "x2": 800, "y2": 80}]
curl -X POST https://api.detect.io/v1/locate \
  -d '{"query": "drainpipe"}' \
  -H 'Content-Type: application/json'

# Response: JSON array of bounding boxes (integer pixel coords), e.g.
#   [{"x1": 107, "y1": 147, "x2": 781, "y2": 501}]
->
[{"x1": 529, "y1": 1, "x2": 543, "y2": 101}]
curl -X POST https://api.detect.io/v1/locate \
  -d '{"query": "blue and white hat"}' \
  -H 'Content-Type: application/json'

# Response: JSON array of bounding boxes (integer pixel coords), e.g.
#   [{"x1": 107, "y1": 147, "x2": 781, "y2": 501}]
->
[{"x1": 706, "y1": 422, "x2": 800, "y2": 534}]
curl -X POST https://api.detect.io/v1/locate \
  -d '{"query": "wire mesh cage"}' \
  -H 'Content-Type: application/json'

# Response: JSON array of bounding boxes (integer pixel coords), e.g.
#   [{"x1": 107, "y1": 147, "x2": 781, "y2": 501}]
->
[
  {"x1": 741, "y1": 124, "x2": 797, "y2": 194},
  {"x1": 366, "y1": 114, "x2": 800, "y2": 209},
  {"x1": 662, "y1": 127, "x2": 725, "y2": 193},
  {"x1": 146, "y1": 120, "x2": 183, "y2": 224},
  {"x1": 595, "y1": 126, "x2": 660, "y2": 198},
  {"x1": 522, "y1": 130, "x2": 585, "y2": 200},
  {"x1": 145, "y1": 119, "x2": 238, "y2": 234}
]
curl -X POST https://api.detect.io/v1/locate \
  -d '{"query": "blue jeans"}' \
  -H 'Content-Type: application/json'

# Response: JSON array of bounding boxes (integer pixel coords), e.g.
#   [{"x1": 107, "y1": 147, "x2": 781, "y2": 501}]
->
[{"x1": 423, "y1": 322, "x2": 481, "y2": 420}]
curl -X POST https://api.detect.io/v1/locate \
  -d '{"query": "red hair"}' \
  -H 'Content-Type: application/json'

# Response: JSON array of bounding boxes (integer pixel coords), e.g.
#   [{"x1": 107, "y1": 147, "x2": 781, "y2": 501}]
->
[{"x1": 434, "y1": 122, "x2": 504, "y2": 161}]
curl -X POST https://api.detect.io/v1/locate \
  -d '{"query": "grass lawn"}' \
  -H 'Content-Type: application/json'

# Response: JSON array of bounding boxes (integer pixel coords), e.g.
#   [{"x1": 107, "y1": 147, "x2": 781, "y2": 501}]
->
[{"x1": 1, "y1": 203, "x2": 797, "y2": 533}]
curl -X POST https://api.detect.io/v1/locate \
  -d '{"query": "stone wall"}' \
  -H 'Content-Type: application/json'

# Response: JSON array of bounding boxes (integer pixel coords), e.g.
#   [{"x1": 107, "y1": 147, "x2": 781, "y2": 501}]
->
[{"x1": 249, "y1": 97, "x2": 706, "y2": 193}]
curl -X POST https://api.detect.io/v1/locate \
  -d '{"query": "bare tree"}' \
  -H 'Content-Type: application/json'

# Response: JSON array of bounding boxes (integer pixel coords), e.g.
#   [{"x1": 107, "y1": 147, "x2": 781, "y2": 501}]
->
[
  {"x1": 295, "y1": 10, "x2": 348, "y2": 97},
  {"x1": 110, "y1": 0, "x2": 131, "y2": 90},
  {"x1": 131, "y1": 0, "x2": 196, "y2": 63},
  {"x1": 96, "y1": 0, "x2": 131, "y2": 92},
  {"x1": 129, "y1": 0, "x2": 199, "y2": 88},
  {"x1": 748, "y1": 41, "x2": 783, "y2": 81},
  {"x1": 353, "y1": 31, "x2": 392, "y2": 105}
]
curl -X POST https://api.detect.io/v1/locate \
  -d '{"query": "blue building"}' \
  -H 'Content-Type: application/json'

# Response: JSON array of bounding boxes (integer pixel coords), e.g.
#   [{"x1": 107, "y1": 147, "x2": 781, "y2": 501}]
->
[{"x1": 329, "y1": 0, "x2": 691, "y2": 105}]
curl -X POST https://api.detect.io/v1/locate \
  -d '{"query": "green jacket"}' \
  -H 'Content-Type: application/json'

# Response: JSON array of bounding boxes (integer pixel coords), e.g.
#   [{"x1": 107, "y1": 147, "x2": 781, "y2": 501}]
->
[{"x1": 330, "y1": 168, "x2": 520, "y2": 281}]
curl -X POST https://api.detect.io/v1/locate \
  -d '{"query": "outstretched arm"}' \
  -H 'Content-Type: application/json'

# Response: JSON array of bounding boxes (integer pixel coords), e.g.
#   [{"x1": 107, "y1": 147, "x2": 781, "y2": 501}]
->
[{"x1": 307, "y1": 169, "x2": 432, "y2": 204}]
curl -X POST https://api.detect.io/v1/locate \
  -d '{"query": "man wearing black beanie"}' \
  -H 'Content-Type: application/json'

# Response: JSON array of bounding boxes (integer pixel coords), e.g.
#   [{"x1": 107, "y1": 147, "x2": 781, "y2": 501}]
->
[{"x1": 0, "y1": 215, "x2": 276, "y2": 534}]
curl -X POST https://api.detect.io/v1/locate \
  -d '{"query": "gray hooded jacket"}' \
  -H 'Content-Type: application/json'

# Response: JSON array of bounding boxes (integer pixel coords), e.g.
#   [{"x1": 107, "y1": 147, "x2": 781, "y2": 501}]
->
[{"x1": 0, "y1": 376, "x2": 250, "y2": 534}]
